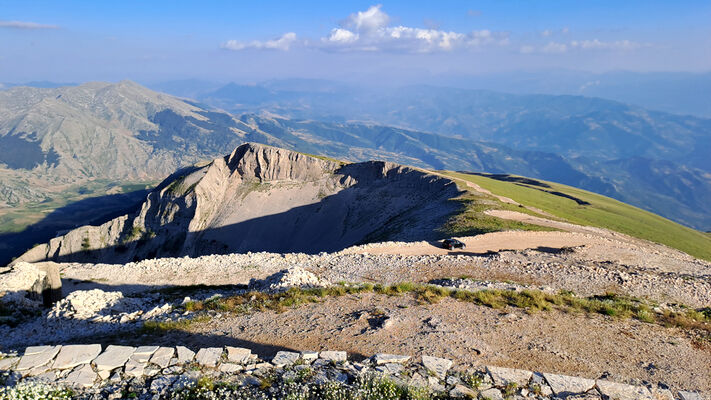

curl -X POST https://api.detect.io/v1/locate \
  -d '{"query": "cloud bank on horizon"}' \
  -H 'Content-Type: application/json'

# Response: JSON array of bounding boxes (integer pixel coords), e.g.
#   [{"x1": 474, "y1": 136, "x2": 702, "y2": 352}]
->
[
  {"x1": 0, "y1": 0, "x2": 708, "y2": 83},
  {"x1": 0, "y1": 20, "x2": 58, "y2": 29},
  {"x1": 221, "y1": 5, "x2": 642, "y2": 55}
]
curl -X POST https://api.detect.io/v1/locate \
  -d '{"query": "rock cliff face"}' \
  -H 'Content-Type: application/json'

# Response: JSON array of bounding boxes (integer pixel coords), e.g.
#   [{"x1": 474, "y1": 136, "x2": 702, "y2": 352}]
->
[{"x1": 14, "y1": 143, "x2": 462, "y2": 264}]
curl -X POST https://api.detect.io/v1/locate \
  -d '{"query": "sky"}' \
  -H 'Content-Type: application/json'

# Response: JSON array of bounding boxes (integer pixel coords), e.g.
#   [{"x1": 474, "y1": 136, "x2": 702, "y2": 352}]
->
[{"x1": 1, "y1": 0, "x2": 710, "y2": 84}]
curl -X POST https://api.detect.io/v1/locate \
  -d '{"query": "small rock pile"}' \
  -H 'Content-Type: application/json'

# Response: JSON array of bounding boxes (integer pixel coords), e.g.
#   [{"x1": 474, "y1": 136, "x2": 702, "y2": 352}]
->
[
  {"x1": 0, "y1": 345, "x2": 703, "y2": 400},
  {"x1": 249, "y1": 266, "x2": 329, "y2": 293},
  {"x1": 49, "y1": 289, "x2": 144, "y2": 320}
]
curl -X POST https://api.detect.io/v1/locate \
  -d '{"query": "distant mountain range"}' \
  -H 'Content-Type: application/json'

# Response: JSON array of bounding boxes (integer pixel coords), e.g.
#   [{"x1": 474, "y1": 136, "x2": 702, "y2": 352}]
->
[{"x1": 0, "y1": 81, "x2": 709, "y2": 236}]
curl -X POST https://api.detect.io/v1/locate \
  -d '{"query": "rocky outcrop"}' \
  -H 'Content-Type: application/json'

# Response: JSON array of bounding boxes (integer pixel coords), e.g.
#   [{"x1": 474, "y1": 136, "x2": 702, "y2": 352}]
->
[
  {"x1": 0, "y1": 262, "x2": 62, "y2": 307},
  {"x1": 13, "y1": 143, "x2": 462, "y2": 265}
]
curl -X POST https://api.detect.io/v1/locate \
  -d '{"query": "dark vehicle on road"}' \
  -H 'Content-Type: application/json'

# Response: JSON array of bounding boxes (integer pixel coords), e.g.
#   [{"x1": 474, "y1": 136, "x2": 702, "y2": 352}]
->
[{"x1": 442, "y1": 238, "x2": 466, "y2": 250}]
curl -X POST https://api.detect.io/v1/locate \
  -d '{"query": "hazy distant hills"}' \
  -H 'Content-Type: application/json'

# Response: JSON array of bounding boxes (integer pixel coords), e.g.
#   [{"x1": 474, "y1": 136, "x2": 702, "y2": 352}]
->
[
  {"x1": 0, "y1": 81, "x2": 710, "y2": 233},
  {"x1": 193, "y1": 81, "x2": 711, "y2": 230}
]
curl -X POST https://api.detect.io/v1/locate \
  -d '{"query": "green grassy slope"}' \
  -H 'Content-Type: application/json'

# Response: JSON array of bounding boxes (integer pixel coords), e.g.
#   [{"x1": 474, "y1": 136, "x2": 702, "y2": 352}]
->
[{"x1": 441, "y1": 171, "x2": 711, "y2": 262}]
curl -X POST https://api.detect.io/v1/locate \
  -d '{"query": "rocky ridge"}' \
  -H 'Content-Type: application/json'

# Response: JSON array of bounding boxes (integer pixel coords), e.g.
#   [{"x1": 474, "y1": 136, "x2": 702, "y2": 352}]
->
[{"x1": 13, "y1": 143, "x2": 462, "y2": 265}]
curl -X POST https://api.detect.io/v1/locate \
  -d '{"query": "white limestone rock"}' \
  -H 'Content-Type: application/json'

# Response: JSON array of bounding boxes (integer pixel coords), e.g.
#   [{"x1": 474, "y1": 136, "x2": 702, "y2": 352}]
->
[
  {"x1": 52, "y1": 344, "x2": 101, "y2": 370},
  {"x1": 195, "y1": 347, "x2": 223, "y2": 367},
  {"x1": 150, "y1": 347, "x2": 175, "y2": 369},
  {"x1": 487, "y1": 365, "x2": 533, "y2": 387},
  {"x1": 596, "y1": 380, "x2": 653, "y2": 400},
  {"x1": 225, "y1": 346, "x2": 251, "y2": 364},
  {"x1": 373, "y1": 353, "x2": 411, "y2": 365},
  {"x1": 543, "y1": 372, "x2": 596, "y2": 396},
  {"x1": 176, "y1": 346, "x2": 195, "y2": 364},
  {"x1": 271, "y1": 351, "x2": 300, "y2": 367},
  {"x1": 422, "y1": 355, "x2": 453, "y2": 380},
  {"x1": 63, "y1": 364, "x2": 97, "y2": 388},
  {"x1": 16, "y1": 346, "x2": 61, "y2": 371},
  {"x1": 93, "y1": 345, "x2": 136, "y2": 371},
  {"x1": 319, "y1": 351, "x2": 346, "y2": 362}
]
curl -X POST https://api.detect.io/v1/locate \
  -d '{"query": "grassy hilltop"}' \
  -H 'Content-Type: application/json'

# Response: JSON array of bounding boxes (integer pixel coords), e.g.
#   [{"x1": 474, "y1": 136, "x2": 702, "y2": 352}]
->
[{"x1": 441, "y1": 171, "x2": 711, "y2": 262}]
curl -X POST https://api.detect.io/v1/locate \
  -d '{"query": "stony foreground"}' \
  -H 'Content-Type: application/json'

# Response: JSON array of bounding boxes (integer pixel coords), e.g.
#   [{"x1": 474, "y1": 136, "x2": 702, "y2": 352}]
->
[{"x1": 0, "y1": 344, "x2": 702, "y2": 400}]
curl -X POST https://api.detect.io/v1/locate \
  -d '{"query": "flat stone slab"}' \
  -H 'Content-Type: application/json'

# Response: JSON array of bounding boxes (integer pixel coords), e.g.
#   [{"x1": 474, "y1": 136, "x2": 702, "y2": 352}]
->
[
  {"x1": 124, "y1": 360, "x2": 146, "y2": 378},
  {"x1": 195, "y1": 347, "x2": 223, "y2": 367},
  {"x1": 449, "y1": 384, "x2": 478, "y2": 398},
  {"x1": 678, "y1": 391, "x2": 703, "y2": 400},
  {"x1": 422, "y1": 355, "x2": 453, "y2": 379},
  {"x1": 0, "y1": 356, "x2": 19, "y2": 370},
  {"x1": 225, "y1": 346, "x2": 251, "y2": 364},
  {"x1": 176, "y1": 346, "x2": 195, "y2": 364},
  {"x1": 150, "y1": 347, "x2": 175, "y2": 368},
  {"x1": 63, "y1": 364, "x2": 97, "y2": 388},
  {"x1": 479, "y1": 388, "x2": 504, "y2": 400},
  {"x1": 17, "y1": 346, "x2": 61, "y2": 371},
  {"x1": 319, "y1": 351, "x2": 346, "y2": 362},
  {"x1": 24, "y1": 345, "x2": 56, "y2": 355},
  {"x1": 300, "y1": 351, "x2": 318, "y2": 361},
  {"x1": 271, "y1": 351, "x2": 300, "y2": 367},
  {"x1": 219, "y1": 363, "x2": 243, "y2": 373},
  {"x1": 487, "y1": 366, "x2": 533, "y2": 387},
  {"x1": 543, "y1": 372, "x2": 596, "y2": 396},
  {"x1": 52, "y1": 344, "x2": 101, "y2": 370},
  {"x1": 130, "y1": 345, "x2": 159, "y2": 362},
  {"x1": 93, "y1": 345, "x2": 136, "y2": 371},
  {"x1": 596, "y1": 380, "x2": 653, "y2": 400},
  {"x1": 373, "y1": 353, "x2": 411, "y2": 365}
]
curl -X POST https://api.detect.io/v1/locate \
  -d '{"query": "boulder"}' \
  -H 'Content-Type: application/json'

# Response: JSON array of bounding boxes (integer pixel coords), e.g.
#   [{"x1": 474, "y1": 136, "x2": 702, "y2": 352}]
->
[
  {"x1": 0, "y1": 262, "x2": 62, "y2": 307},
  {"x1": 319, "y1": 351, "x2": 347, "y2": 362},
  {"x1": 543, "y1": 372, "x2": 596, "y2": 396},
  {"x1": 422, "y1": 355, "x2": 453, "y2": 380},
  {"x1": 595, "y1": 380, "x2": 653, "y2": 400},
  {"x1": 271, "y1": 351, "x2": 300, "y2": 367}
]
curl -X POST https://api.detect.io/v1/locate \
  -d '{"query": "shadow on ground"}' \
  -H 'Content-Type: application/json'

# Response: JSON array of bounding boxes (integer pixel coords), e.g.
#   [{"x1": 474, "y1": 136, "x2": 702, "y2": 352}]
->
[{"x1": 0, "y1": 189, "x2": 150, "y2": 267}]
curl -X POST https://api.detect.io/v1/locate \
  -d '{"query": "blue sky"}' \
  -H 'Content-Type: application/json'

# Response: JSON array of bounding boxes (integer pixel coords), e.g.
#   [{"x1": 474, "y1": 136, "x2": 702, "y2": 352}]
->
[{"x1": 1, "y1": 0, "x2": 710, "y2": 83}]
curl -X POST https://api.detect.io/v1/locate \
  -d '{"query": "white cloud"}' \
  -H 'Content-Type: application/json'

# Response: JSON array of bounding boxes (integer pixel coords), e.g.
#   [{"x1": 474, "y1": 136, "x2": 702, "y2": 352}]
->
[
  {"x1": 222, "y1": 32, "x2": 297, "y2": 51},
  {"x1": 541, "y1": 29, "x2": 552, "y2": 37},
  {"x1": 343, "y1": 4, "x2": 389, "y2": 33},
  {"x1": 542, "y1": 41, "x2": 568, "y2": 53},
  {"x1": 571, "y1": 39, "x2": 642, "y2": 50},
  {"x1": 521, "y1": 38, "x2": 645, "y2": 54},
  {"x1": 319, "y1": 5, "x2": 507, "y2": 53},
  {"x1": 325, "y1": 28, "x2": 359, "y2": 44},
  {"x1": 0, "y1": 20, "x2": 58, "y2": 29}
]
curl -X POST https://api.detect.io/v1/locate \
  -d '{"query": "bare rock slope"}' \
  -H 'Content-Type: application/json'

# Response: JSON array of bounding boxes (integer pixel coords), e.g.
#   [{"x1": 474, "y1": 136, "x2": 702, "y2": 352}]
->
[{"x1": 14, "y1": 143, "x2": 462, "y2": 264}]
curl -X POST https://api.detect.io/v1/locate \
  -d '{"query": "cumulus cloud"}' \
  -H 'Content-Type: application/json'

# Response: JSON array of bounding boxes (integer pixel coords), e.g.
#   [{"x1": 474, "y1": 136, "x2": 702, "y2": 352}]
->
[
  {"x1": 320, "y1": 5, "x2": 507, "y2": 53},
  {"x1": 0, "y1": 20, "x2": 58, "y2": 29},
  {"x1": 222, "y1": 32, "x2": 297, "y2": 51},
  {"x1": 343, "y1": 4, "x2": 390, "y2": 33}
]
